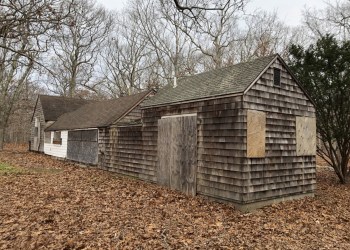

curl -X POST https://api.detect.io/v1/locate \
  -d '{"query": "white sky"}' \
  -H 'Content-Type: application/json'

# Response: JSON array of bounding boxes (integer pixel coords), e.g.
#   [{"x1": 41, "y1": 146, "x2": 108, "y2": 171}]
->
[{"x1": 95, "y1": 0, "x2": 329, "y2": 27}]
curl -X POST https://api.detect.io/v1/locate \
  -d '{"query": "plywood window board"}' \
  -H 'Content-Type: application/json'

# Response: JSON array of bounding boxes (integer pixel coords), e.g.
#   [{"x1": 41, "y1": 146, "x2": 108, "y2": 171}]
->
[
  {"x1": 247, "y1": 110, "x2": 266, "y2": 158},
  {"x1": 296, "y1": 116, "x2": 316, "y2": 156}
]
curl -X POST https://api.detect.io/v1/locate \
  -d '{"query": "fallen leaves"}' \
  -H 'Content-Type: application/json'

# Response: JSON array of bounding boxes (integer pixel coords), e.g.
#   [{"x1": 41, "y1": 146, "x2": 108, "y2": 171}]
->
[{"x1": 0, "y1": 145, "x2": 349, "y2": 249}]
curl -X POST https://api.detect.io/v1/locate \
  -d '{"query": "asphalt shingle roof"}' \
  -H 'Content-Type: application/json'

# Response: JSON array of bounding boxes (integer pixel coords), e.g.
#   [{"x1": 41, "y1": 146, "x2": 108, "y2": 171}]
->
[
  {"x1": 46, "y1": 91, "x2": 152, "y2": 131},
  {"x1": 39, "y1": 95, "x2": 91, "y2": 121},
  {"x1": 142, "y1": 54, "x2": 276, "y2": 107}
]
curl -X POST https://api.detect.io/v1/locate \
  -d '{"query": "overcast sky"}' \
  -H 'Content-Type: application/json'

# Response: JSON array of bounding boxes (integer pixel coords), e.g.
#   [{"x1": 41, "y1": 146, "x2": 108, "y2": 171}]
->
[{"x1": 95, "y1": 0, "x2": 329, "y2": 27}]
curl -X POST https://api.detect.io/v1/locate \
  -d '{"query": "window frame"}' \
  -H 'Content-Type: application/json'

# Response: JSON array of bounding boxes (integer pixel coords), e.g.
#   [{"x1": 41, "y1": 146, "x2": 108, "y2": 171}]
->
[
  {"x1": 273, "y1": 67, "x2": 281, "y2": 87},
  {"x1": 52, "y1": 131, "x2": 62, "y2": 145},
  {"x1": 44, "y1": 131, "x2": 51, "y2": 144}
]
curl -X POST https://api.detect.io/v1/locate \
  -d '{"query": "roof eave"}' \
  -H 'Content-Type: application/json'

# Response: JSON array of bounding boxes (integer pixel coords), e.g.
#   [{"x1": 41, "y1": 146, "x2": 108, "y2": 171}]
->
[
  {"x1": 275, "y1": 55, "x2": 317, "y2": 108},
  {"x1": 243, "y1": 54, "x2": 278, "y2": 95},
  {"x1": 110, "y1": 90, "x2": 155, "y2": 124},
  {"x1": 141, "y1": 92, "x2": 244, "y2": 109}
]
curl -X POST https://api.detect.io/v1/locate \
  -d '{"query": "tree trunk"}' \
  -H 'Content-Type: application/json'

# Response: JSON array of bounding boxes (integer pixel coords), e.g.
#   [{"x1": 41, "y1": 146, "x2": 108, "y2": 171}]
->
[
  {"x1": 333, "y1": 160, "x2": 349, "y2": 184},
  {"x1": 0, "y1": 127, "x2": 5, "y2": 151}
]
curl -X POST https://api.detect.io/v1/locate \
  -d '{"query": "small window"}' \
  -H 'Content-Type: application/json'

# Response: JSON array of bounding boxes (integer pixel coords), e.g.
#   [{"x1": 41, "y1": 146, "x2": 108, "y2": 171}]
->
[
  {"x1": 273, "y1": 68, "x2": 281, "y2": 86},
  {"x1": 44, "y1": 132, "x2": 51, "y2": 144},
  {"x1": 34, "y1": 117, "x2": 39, "y2": 136},
  {"x1": 34, "y1": 117, "x2": 39, "y2": 127},
  {"x1": 34, "y1": 127, "x2": 39, "y2": 137},
  {"x1": 53, "y1": 131, "x2": 62, "y2": 145}
]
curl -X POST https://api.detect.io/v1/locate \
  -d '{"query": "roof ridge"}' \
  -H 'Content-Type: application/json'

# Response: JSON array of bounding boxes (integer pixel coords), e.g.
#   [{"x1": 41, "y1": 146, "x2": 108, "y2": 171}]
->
[
  {"x1": 39, "y1": 94, "x2": 90, "y2": 101},
  {"x1": 142, "y1": 54, "x2": 277, "y2": 107},
  {"x1": 45, "y1": 90, "x2": 152, "y2": 131},
  {"x1": 177, "y1": 54, "x2": 278, "y2": 82}
]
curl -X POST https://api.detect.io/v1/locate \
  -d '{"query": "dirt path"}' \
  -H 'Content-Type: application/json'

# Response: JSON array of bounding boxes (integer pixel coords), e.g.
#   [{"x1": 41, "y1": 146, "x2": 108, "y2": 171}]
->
[{"x1": 0, "y1": 146, "x2": 350, "y2": 249}]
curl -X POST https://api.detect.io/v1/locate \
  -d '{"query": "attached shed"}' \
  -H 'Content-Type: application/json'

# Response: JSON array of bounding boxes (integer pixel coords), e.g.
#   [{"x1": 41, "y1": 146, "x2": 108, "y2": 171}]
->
[
  {"x1": 136, "y1": 54, "x2": 316, "y2": 210},
  {"x1": 30, "y1": 95, "x2": 90, "y2": 153},
  {"x1": 46, "y1": 91, "x2": 154, "y2": 165}
]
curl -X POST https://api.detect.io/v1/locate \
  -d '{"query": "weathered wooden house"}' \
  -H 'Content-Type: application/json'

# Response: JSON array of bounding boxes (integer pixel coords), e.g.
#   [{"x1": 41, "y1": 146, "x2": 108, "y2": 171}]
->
[
  {"x1": 46, "y1": 91, "x2": 153, "y2": 165},
  {"x1": 100, "y1": 54, "x2": 317, "y2": 210},
  {"x1": 30, "y1": 95, "x2": 90, "y2": 154}
]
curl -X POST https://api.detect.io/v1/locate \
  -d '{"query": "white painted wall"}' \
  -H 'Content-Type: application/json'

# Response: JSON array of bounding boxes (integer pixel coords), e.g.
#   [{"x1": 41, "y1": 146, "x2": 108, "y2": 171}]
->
[{"x1": 44, "y1": 131, "x2": 68, "y2": 158}]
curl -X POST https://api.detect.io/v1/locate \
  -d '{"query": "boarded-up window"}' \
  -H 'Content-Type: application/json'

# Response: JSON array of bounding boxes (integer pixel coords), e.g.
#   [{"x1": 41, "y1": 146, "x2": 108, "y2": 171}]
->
[
  {"x1": 296, "y1": 117, "x2": 316, "y2": 156},
  {"x1": 68, "y1": 130, "x2": 82, "y2": 141},
  {"x1": 247, "y1": 110, "x2": 266, "y2": 158},
  {"x1": 67, "y1": 129, "x2": 98, "y2": 165},
  {"x1": 68, "y1": 130, "x2": 97, "y2": 142},
  {"x1": 53, "y1": 131, "x2": 62, "y2": 145},
  {"x1": 44, "y1": 132, "x2": 51, "y2": 144}
]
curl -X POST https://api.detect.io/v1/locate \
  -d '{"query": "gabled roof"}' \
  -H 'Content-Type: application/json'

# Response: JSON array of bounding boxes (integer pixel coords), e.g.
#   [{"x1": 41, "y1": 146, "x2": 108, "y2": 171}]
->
[
  {"x1": 142, "y1": 54, "x2": 277, "y2": 108},
  {"x1": 38, "y1": 95, "x2": 92, "y2": 121},
  {"x1": 46, "y1": 90, "x2": 153, "y2": 131}
]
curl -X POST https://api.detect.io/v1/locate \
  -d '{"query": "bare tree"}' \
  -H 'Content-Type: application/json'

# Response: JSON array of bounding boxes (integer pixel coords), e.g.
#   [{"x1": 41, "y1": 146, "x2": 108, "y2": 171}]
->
[
  {"x1": 170, "y1": 0, "x2": 245, "y2": 20},
  {"x1": 236, "y1": 10, "x2": 297, "y2": 61},
  {"x1": 45, "y1": 0, "x2": 113, "y2": 97},
  {"x1": 0, "y1": 0, "x2": 67, "y2": 150},
  {"x1": 101, "y1": 10, "x2": 156, "y2": 97},
  {"x1": 304, "y1": 0, "x2": 350, "y2": 40},
  {"x1": 133, "y1": 0, "x2": 197, "y2": 85},
  {"x1": 174, "y1": 0, "x2": 247, "y2": 70},
  {"x1": 0, "y1": 0, "x2": 67, "y2": 58}
]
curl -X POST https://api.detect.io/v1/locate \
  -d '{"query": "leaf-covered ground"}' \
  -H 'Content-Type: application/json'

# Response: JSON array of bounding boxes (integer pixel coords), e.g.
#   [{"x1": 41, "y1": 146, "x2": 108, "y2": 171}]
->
[{"x1": 0, "y1": 145, "x2": 350, "y2": 249}]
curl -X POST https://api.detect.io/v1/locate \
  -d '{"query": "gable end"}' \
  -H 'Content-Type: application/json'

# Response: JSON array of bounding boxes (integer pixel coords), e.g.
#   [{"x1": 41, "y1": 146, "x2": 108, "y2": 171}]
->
[{"x1": 244, "y1": 55, "x2": 315, "y2": 108}]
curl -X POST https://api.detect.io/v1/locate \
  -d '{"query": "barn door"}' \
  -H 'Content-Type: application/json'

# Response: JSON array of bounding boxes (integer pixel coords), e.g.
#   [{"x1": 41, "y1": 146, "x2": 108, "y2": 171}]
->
[{"x1": 157, "y1": 115, "x2": 197, "y2": 196}]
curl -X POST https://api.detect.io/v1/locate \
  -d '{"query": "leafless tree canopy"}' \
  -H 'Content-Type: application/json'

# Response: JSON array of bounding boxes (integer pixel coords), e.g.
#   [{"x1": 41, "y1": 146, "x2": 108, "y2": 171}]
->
[
  {"x1": 0, "y1": 0, "x2": 69, "y2": 150},
  {"x1": 170, "y1": 0, "x2": 245, "y2": 19},
  {"x1": 304, "y1": 0, "x2": 350, "y2": 40},
  {"x1": 44, "y1": 0, "x2": 113, "y2": 98},
  {"x1": 1, "y1": 0, "x2": 350, "y2": 152}
]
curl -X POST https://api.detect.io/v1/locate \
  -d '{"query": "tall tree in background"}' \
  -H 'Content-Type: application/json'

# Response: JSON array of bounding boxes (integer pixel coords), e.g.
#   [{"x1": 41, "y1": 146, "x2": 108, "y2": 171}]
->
[
  {"x1": 289, "y1": 35, "x2": 350, "y2": 183},
  {"x1": 46, "y1": 0, "x2": 113, "y2": 97},
  {"x1": 304, "y1": 0, "x2": 350, "y2": 40},
  {"x1": 101, "y1": 10, "x2": 156, "y2": 97},
  {"x1": 176, "y1": 0, "x2": 246, "y2": 69},
  {"x1": 170, "y1": 0, "x2": 245, "y2": 19},
  {"x1": 134, "y1": 0, "x2": 197, "y2": 86},
  {"x1": 0, "y1": 0, "x2": 66, "y2": 150},
  {"x1": 237, "y1": 10, "x2": 294, "y2": 61}
]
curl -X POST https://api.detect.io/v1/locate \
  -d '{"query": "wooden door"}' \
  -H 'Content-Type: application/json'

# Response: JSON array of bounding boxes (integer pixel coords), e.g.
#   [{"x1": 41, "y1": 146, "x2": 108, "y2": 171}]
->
[{"x1": 157, "y1": 115, "x2": 197, "y2": 196}]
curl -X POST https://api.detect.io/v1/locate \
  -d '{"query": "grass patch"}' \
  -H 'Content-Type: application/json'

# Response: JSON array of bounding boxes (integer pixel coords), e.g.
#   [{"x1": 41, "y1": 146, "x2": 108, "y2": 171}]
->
[
  {"x1": 0, "y1": 163, "x2": 62, "y2": 175},
  {"x1": 0, "y1": 162, "x2": 22, "y2": 175}
]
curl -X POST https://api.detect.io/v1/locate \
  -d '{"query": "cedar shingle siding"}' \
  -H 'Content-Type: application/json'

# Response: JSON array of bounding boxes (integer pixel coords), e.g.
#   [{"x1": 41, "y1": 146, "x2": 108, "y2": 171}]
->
[
  {"x1": 98, "y1": 54, "x2": 316, "y2": 210},
  {"x1": 33, "y1": 55, "x2": 316, "y2": 210}
]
